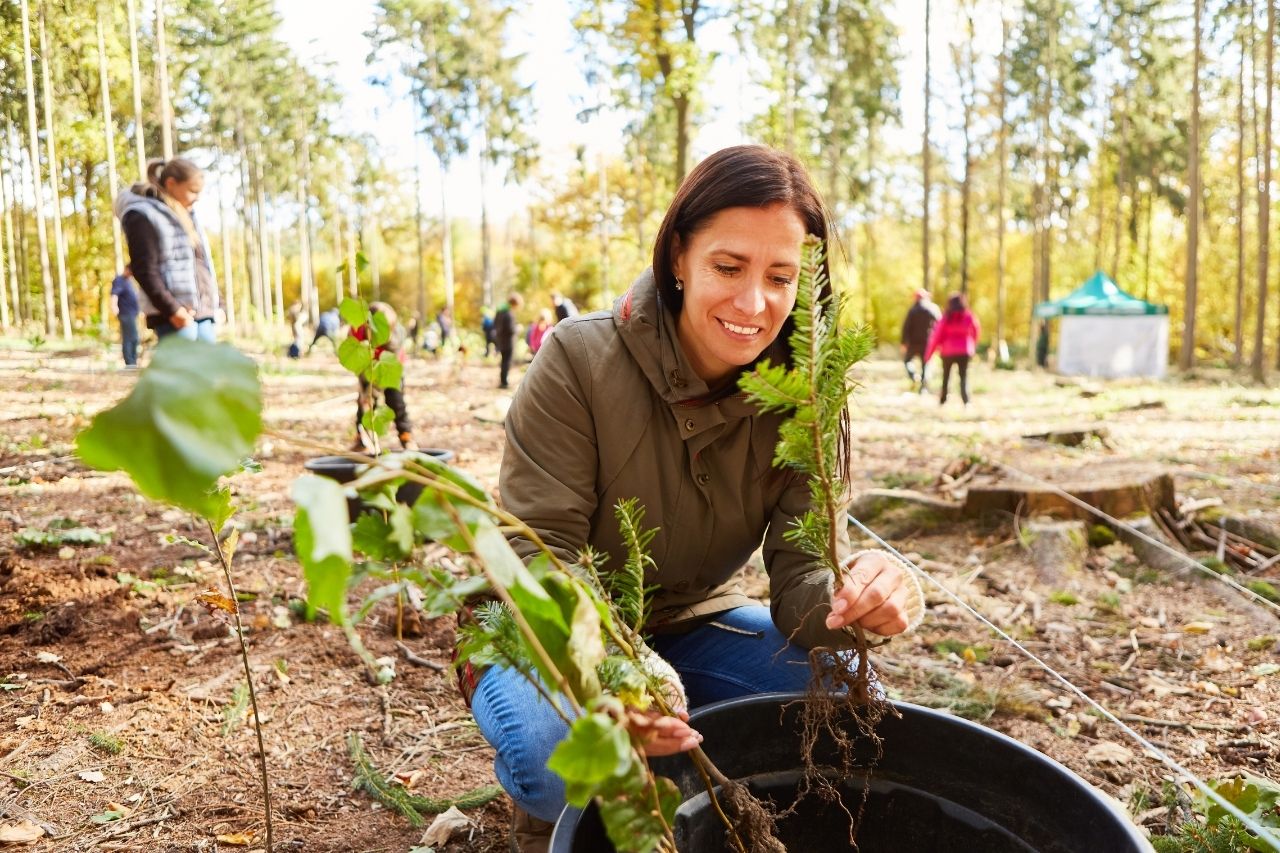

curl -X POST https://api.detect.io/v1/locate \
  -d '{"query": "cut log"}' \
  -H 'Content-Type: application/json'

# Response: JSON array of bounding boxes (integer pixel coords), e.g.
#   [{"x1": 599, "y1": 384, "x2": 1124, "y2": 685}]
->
[
  {"x1": 1114, "y1": 516, "x2": 1190, "y2": 576},
  {"x1": 964, "y1": 463, "x2": 1175, "y2": 522},
  {"x1": 1022, "y1": 427, "x2": 1113, "y2": 448},
  {"x1": 1023, "y1": 519, "x2": 1087, "y2": 584},
  {"x1": 1217, "y1": 515, "x2": 1280, "y2": 552},
  {"x1": 848, "y1": 488, "x2": 962, "y2": 538}
]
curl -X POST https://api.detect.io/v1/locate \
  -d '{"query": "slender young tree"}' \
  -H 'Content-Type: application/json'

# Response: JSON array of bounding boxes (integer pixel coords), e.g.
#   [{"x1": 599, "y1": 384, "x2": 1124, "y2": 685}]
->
[
  {"x1": 922, "y1": 0, "x2": 932, "y2": 295},
  {"x1": 155, "y1": 0, "x2": 174, "y2": 160},
  {"x1": 995, "y1": 10, "x2": 1009, "y2": 358},
  {"x1": 1235, "y1": 0, "x2": 1250, "y2": 367},
  {"x1": 126, "y1": 0, "x2": 146, "y2": 179},
  {"x1": 1180, "y1": 0, "x2": 1202, "y2": 370},
  {"x1": 19, "y1": 0, "x2": 55, "y2": 335},
  {"x1": 97, "y1": 4, "x2": 125, "y2": 276},
  {"x1": 1255, "y1": 0, "x2": 1274, "y2": 379}
]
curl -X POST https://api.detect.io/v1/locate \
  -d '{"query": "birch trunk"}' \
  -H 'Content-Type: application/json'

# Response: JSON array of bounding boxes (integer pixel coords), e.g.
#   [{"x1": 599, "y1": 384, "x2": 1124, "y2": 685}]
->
[
  {"x1": 19, "y1": 0, "x2": 55, "y2": 336},
  {"x1": 126, "y1": 0, "x2": 145, "y2": 179}
]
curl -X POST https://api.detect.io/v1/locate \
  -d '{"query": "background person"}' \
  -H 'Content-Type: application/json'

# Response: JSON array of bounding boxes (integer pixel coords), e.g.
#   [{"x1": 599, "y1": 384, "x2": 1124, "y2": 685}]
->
[
  {"x1": 551, "y1": 291, "x2": 577, "y2": 322},
  {"x1": 925, "y1": 292, "x2": 982, "y2": 406},
  {"x1": 493, "y1": 293, "x2": 522, "y2": 389},
  {"x1": 109, "y1": 264, "x2": 140, "y2": 367},
  {"x1": 901, "y1": 288, "x2": 940, "y2": 393},
  {"x1": 463, "y1": 145, "x2": 925, "y2": 851},
  {"x1": 308, "y1": 307, "x2": 342, "y2": 354},
  {"x1": 349, "y1": 302, "x2": 416, "y2": 452},
  {"x1": 114, "y1": 158, "x2": 220, "y2": 343}
]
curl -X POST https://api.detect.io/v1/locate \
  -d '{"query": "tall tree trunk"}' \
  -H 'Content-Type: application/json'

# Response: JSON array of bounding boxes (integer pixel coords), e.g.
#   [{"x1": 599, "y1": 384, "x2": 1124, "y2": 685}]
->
[
  {"x1": 155, "y1": 0, "x2": 173, "y2": 160},
  {"x1": 329, "y1": 204, "x2": 341, "y2": 308},
  {"x1": 295, "y1": 176, "x2": 314, "y2": 323},
  {"x1": 126, "y1": 0, "x2": 146, "y2": 179},
  {"x1": 922, "y1": 0, "x2": 932, "y2": 294},
  {"x1": 345, "y1": 209, "x2": 357, "y2": 299},
  {"x1": 253, "y1": 150, "x2": 273, "y2": 326},
  {"x1": 1254, "y1": 0, "x2": 1274, "y2": 380},
  {"x1": 38, "y1": 7, "x2": 71, "y2": 339},
  {"x1": 414, "y1": 153, "x2": 427, "y2": 324},
  {"x1": 5, "y1": 124, "x2": 28, "y2": 323},
  {"x1": 0, "y1": 138, "x2": 17, "y2": 326},
  {"x1": 996, "y1": 12, "x2": 1009, "y2": 358},
  {"x1": 1112, "y1": 107, "x2": 1129, "y2": 280},
  {"x1": 439, "y1": 160, "x2": 455, "y2": 313},
  {"x1": 1180, "y1": 0, "x2": 1202, "y2": 371},
  {"x1": 479, "y1": 144, "x2": 493, "y2": 308},
  {"x1": 599, "y1": 150, "x2": 611, "y2": 304},
  {"x1": 219, "y1": 175, "x2": 236, "y2": 335},
  {"x1": 273, "y1": 225, "x2": 284, "y2": 333},
  {"x1": 959, "y1": 20, "x2": 973, "y2": 297},
  {"x1": 97, "y1": 6, "x2": 125, "y2": 278},
  {"x1": 1235, "y1": 7, "x2": 1249, "y2": 368},
  {"x1": 368, "y1": 213, "x2": 380, "y2": 301},
  {"x1": 20, "y1": 0, "x2": 55, "y2": 336},
  {"x1": 1143, "y1": 190, "x2": 1153, "y2": 300},
  {"x1": 0, "y1": 155, "x2": 9, "y2": 328},
  {"x1": 236, "y1": 141, "x2": 261, "y2": 331},
  {"x1": 862, "y1": 122, "x2": 878, "y2": 326}
]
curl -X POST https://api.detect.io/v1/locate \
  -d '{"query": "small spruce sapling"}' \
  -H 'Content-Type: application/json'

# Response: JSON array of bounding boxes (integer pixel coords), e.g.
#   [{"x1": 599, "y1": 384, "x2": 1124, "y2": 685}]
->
[{"x1": 739, "y1": 236, "x2": 892, "y2": 841}]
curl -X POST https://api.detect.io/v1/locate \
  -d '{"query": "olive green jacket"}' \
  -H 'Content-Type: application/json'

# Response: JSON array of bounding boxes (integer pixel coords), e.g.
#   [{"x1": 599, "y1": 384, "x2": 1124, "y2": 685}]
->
[{"x1": 500, "y1": 270, "x2": 924, "y2": 650}]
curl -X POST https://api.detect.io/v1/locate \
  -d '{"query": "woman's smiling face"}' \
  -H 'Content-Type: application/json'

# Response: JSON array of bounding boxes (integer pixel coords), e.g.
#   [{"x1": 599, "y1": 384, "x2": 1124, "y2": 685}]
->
[{"x1": 671, "y1": 202, "x2": 806, "y2": 385}]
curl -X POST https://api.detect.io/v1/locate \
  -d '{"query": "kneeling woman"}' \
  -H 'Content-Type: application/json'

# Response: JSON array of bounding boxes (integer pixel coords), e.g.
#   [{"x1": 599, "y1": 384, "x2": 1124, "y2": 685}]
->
[{"x1": 465, "y1": 145, "x2": 926, "y2": 849}]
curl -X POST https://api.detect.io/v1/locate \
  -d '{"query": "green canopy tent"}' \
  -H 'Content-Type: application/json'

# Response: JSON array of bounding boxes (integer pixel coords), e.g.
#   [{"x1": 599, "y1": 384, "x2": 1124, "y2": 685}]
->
[{"x1": 1033, "y1": 272, "x2": 1169, "y2": 378}]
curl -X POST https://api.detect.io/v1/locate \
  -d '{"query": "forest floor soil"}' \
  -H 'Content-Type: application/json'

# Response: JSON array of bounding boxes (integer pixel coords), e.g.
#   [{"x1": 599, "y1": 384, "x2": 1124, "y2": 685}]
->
[{"x1": 1, "y1": 337, "x2": 1277, "y2": 851}]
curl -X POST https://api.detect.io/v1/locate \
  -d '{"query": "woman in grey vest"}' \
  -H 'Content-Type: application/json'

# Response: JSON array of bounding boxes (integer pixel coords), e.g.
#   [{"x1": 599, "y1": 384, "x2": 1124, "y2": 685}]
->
[{"x1": 114, "y1": 158, "x2": 220, "y2": 343}]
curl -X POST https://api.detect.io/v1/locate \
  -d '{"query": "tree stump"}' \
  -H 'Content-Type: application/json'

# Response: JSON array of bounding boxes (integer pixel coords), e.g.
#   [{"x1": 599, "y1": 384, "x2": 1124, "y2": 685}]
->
[
  {"x1": 1023, "y1": 519, "x2": 1087, "y2": 584},
  {"x1": 963, "y1": 463, "x2": 1175, "y2": 522}
]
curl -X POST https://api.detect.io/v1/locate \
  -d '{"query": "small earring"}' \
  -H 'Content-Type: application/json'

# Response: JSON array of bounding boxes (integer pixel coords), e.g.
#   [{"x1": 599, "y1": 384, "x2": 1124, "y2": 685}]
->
[{"x1": 675, "y1": 277, "x2": 684, "y2": 291}]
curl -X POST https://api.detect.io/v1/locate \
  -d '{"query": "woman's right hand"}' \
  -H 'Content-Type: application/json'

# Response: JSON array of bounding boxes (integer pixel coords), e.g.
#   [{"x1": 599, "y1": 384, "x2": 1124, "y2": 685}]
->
[
  {"x1": 627, "y1": 708, "x2": 702, "y2": 757},
  {"x1": 169, "y1": 307, "x2": 194, "y2": 329}
]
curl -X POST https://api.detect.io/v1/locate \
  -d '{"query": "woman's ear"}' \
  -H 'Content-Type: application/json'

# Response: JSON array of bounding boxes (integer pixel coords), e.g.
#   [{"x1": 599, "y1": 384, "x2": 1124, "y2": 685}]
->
[{"x1": 670, "y1": 234, "x2": 684, "y2": 281}]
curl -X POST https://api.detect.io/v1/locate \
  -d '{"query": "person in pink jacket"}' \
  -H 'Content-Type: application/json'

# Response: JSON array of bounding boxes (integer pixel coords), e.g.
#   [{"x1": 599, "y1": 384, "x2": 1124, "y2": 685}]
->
[{"x1": 925, "y1": 292, "x2": 981, "y2": 405}]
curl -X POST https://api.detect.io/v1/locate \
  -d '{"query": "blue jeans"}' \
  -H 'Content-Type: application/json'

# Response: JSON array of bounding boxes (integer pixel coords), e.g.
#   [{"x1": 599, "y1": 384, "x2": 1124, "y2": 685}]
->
[
  {"x1": 154, "y1": 317, "x2": 217, "y2": 343},
  {"x1": 471, "y1": 605, "x2": 826, "y2": 822},
  {"x1": 119, "y1": 315, "x2": 139, "y2": 366}
]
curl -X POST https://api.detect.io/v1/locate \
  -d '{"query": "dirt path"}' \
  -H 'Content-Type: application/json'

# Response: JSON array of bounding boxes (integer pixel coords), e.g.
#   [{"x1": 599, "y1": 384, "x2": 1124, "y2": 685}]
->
[{"x1": 1, "y1": 340, "x2": 1277, "y2": 851}]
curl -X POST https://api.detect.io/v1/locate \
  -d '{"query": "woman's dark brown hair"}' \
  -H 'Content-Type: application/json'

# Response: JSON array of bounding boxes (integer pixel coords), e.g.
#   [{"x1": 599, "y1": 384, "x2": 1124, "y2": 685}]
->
[
  {"x1": 651, "y1": 145, "x2": 850, "y2": 478},
  {"x1": 652, "y1": 145, "x2": 832, "y2": 320}
]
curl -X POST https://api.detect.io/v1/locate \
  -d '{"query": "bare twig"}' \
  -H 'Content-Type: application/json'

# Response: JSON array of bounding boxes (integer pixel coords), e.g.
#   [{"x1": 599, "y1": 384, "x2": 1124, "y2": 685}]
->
[{"x1": 394, "y1": 641, "x2": 445, "y2": 672}]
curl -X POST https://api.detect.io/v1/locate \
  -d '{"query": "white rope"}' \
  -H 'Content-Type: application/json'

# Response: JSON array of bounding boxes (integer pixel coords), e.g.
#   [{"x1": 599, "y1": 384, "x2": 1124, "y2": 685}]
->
[
  {"x1": 991, "y1": 460, "x2": 1280, "y2": 618},
  {"x1": 848, "y1": 513, "x2": 1280, "y2": 850}
]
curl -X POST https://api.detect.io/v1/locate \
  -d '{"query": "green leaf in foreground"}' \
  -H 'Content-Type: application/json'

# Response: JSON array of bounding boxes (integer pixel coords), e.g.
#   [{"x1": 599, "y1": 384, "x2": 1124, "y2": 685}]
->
[
  {"x1": 546, "y1": 712, "x2": 633, "y2": 806},
  {"x1": 293, "y1": 475, "x2": 353, "y2": 624},
  {"x1": 75, "y1": 338, "x2": 261, "y2": 519},
  {"x1": 597, "y1": 770, "x2": 681, "y2": 853},
  {"x1": 338, "y1": 297, "x2": 367, "y2": 329},
  {"x1": 338, "y1": 335, "x2": 373, "y2": 376}
]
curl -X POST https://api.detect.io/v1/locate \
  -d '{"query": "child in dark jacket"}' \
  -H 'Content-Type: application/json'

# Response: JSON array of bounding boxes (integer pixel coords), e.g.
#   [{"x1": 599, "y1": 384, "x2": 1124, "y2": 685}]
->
[{"x1": 351, "y1": 302, "x2": 416, "y2": 452}]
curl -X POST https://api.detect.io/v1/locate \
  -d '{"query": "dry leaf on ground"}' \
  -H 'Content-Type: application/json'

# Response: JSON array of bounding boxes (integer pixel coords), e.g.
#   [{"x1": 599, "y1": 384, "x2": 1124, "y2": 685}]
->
[
  {"x1": 1086, "y1": 741, "x2": 1135, "y2": 765},
  {"x1": 0, "y1": 821, "x2": 45, "y2": 843},
  {"x1": 420, "y1": 806, "x2": 471, "y2": 846}
]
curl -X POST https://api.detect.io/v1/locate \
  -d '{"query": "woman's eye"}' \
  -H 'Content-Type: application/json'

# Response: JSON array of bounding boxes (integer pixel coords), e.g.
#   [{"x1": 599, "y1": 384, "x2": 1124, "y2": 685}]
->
[
  {"x1": 771, "y1": 276, "x2": 794, "y2": 288},
  {"x1": 712, "y1": 264, "x2": 739, "y2": 276}
]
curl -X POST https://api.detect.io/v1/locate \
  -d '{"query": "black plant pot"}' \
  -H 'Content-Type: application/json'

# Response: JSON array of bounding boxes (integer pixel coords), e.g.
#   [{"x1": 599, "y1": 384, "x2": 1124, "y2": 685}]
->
[
  {"x1": 303, "y1": 449, "x2": 455, "y2": 521},
  {"x1": 552, "y1": 693, "x2": 1151, "y2": 853}
]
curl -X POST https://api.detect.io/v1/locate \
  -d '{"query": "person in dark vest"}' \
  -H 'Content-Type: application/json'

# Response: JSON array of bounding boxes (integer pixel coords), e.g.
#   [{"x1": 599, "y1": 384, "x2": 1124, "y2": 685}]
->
[
  {"x1": 110, "y1": 264, "x2": 140, "y2": 367},
  {"x1": 551, "y1": 291, "x2": 577, "y2": 322},
  {"x1": 900, "y1": 288, "x2": 940, "y2": 393},
  {"x1": 493, "y1": 293, "x2": 523, "y2": 389},
  {"x1": 114, "y1": 158, "x2": 220, "y2": 343}
]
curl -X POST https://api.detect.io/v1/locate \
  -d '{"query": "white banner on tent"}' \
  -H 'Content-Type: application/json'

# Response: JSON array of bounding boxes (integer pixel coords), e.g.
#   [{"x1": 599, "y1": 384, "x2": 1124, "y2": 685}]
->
[{"x1": 1056, "y1": 315, "x2": 1168, "y2": 379}]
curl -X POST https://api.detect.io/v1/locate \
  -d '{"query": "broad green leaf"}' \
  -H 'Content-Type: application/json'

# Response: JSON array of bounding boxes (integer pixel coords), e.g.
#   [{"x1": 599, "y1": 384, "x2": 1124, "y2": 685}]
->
[
  {"x1": 370, "y1": 310, "x2": 391, "y2": 347},
  {"x1": 421, "y1": 571, "x2": 490, "y2": 617},
  {"x1": 354, "y1": 250, "x2": 370, "y2": 274},
  {"x1": 338, "y1": 336, "x2": 373, "y2": 376},
  {"x1": 338, "y1": 297, "x2": 367, "y2": 328},
  {"x1": 473, "y1": 523, "x2": 560, "y2": 626},
  {"x1": 370, "y1": 351, "x2": 402, "y2": 389},
  {"x1": 546, "y1": 713, "x2": 632, "y2": 804},
  {"x1": 293, "y1": 476, "x2": 353, "y2": 624},
  {"x1": 76, "y1": 338, "x2": 261, "y2": 519},
  {"x1": 352, "y1": 512, "x2": 410, "y2": 562},
  {"x1": 597, "y1": 772, "x2": 681, "y2": 853},
  {"x1": 207, "y1": 485, "x2": 236, "y2": 532},
  {"x1": 361, "y1": 406, "x2": 395, "y2": 437},
  {"x1": 563, "y1": 578, "x2": 604, "y2": 697},
  {"x1": 411, "y1": 489, "x2": 490, "y2": 551}
]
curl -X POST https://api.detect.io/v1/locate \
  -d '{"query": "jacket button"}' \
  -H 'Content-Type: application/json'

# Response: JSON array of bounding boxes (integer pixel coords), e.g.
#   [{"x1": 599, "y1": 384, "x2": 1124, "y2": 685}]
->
[
  {"x1": 684, "y1": 418, "x2": 695, "y2": 431},
  {"x1": 697, "y1": 473, "x2": 710, "y2": 486},
  {"x1": 670, "y1": 369, "x2": 686, "y2": 388}
]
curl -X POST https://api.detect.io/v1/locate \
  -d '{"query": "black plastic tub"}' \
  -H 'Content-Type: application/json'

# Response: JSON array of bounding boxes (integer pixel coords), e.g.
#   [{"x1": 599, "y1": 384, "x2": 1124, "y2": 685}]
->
[
  {"x1": 303, "y1": 450, "x2": 454, "y2": 520},
  {"x1": 552, "y1": 693, "x2": 1151, "y2": 853}
]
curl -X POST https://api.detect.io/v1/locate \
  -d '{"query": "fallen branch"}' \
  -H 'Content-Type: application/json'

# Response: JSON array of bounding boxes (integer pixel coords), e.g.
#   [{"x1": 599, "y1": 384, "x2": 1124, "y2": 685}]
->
[
  {"x1": 1119, "y1": 714, "x2": 1246, "y2": 733},
  {"x1": 395, "y1": 641, "x2": 445, "y2": 672}
]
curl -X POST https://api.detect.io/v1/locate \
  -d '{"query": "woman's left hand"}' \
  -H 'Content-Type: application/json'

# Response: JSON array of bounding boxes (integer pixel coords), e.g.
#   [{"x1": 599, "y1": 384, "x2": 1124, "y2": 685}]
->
[{"x1": 825, "y1": 552, "x2": 913, "y2": 636}]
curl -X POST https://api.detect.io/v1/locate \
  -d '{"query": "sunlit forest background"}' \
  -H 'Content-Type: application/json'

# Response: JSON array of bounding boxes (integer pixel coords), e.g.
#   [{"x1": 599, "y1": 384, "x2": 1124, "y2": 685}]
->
[{"x1": 0, "y1": 0, "x2": 1277, "y2": 378}]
